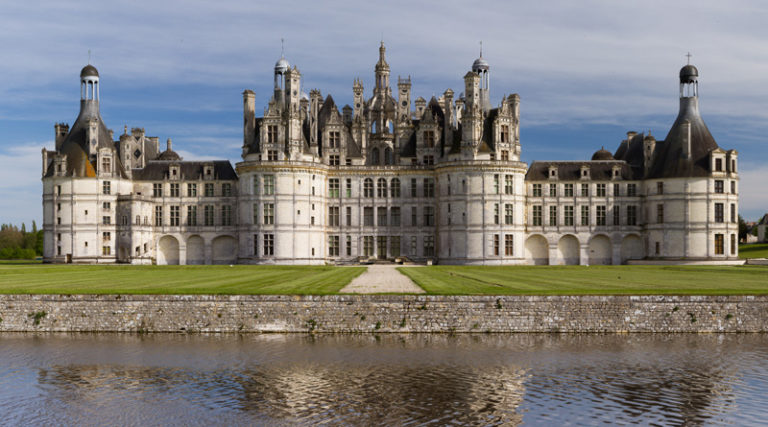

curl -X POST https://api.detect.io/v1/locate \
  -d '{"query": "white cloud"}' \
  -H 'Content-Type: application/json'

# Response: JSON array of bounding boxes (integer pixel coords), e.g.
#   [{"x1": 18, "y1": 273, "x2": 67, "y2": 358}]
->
[
  {"x1": 0, "y1": 144, "x2": 48, "y2": 225},
  {"x1": 737, "y1": 163, "x2": 768, "y2": 221}
]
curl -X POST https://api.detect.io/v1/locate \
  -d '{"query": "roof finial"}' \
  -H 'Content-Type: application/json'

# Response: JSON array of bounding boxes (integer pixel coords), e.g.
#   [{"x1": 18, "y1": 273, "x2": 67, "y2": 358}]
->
[
  {"x1": 479, "y1": 40, "x2": 483, "y2": 57},
  {"x1": 88, "y1": 49, "x2": 91, "y2": 64},
  {"x1": 686, "y1": 52, "x2": 692, "y2": 65},
  {"x1": 281, "y1": 38, "x2": 285, "y2": 58}
]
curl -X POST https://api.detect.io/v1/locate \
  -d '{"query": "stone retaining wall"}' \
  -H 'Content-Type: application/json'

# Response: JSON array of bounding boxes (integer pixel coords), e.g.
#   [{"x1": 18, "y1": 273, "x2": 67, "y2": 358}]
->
[{"x1": 0, "y1": 295, "x2": 765, "y2": 333}]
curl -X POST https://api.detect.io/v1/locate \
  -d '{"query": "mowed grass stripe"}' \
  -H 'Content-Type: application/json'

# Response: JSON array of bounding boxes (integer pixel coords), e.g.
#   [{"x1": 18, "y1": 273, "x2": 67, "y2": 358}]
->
[
  {"x1": 0, "y1": 265, "x2": 366, "y2": 295},
  {"x1": 398, "y1": 265, "x2": 768, "y2": 295}
]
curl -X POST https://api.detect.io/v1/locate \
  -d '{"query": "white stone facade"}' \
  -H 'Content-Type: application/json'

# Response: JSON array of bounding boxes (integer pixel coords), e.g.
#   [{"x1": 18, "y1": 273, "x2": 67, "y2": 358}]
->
[{"x1": 41, "y1": 47, "x2": 739, "y2": 265}]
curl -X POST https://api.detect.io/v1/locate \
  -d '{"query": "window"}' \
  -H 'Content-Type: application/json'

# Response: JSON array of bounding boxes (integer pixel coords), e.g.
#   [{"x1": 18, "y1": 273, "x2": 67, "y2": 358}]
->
[
  {"x1": 102, "y1": 246, "x2": 111, "y2": 256},
  {"x1": 715, "y1": 158, "x2": 723, "y2": 172},
  {"x1": 613, "y1": 206, "x2": 620, "y2": 225},
  {"x1": 505, "y1": 175, "x2": 514, "y2": 195},
  {"x1": 423, "y1": 236, "x2": 434, "y2": 257},
  {"x1": 627, "y1": 184, "x2": 637, "y2": 197},
  {"x1": 655, "y1": 241, "x2": 660, "y2": 255},
  {"x1": 390, "y1": 178, "x2": 401, "y2": 197},
  {"x1": 424, "y1": 206, "x2": 434, "y2": 226},
  {"x1": 532, "y1": 183, "x2": 542, "y2": 197},
  {"x1": 715, "y1": 203, "x2": 724, "y2": 223},
  {"x1": 505, "y1": 204, "x2": 514, "y2": 225},
  {"x1": 363, "y1": 236, "x2": 374, "y2": 257},
  {"x1": 423, "y1": 178, "x2": 435, "y2": 197},
  {"x1": 328, "y1": 235, "x2": 340, "y2": 256},
  {"x1": 101, "y1": 157, "x2": 111, "y2": 173},
  {"x1": 267, "y1": 125, "x2": 278, "y2": 143},
  {"x1": 170, "y1": 206, "x2": 180, "y2": 226},
  {"x1": 346, "y1": 236, "x2": 352, "y2": 256},
  {"x1": 731, "y1": 181, "x2": 736, "y2": 194},
  {"x1": 613, "y1": 183, "x2": 620, "y2": 196},
  {"x1": 532, "y1": 205, "x2": 542, "y2": 226},
  {"x1": 505, "y1": 235, "x2": 514, "y2": 256},
  {"x1": 423, "y1": 155, "x2": 434, "y2": 165},
  {"x1": 715, "y1": 234, "x2": 724, "y2": 255},
  {"x1": 329, "y1": 131, "x2": 340, "y2": 148},
  {"x1": 102, "y1": 202, "x2": 110, "y2": 210},
  {"x1": 57, "y1": 203, "x2": 61, "y2": 212},
  {"x1": 390, "y1": 236, "x2": 400, "y2": 257},
  {"x1": 102, "y1": 231, "x2": 111, "y2": 241},
  {"x1": 715, "y1": 180, "x2": 724, "y2": 193},
  {"x1": 500, "y1": 125, "x2": 509, "y2": 143},
  {"x1": 364, "y1": 178, "x2": 374, "y2": 198},
  {"x1": 345, "y1": 179, "x2": 352, "y2": 197},
  {"x1": 564, "y1": 183, "x2": 573, "y2": 197},
  {"x1": 731, "y1": 203, "x2": 736, "y2": 223},
  {"x1": 581, "y1": 183, "x2": 589, "y2": 197},
  {"x1": 627, "y1": 205, "x2": 637, "y2": 226},
  {"x1": 549, "y1": 184, "x2": 557, "y2": 197},
  {"x1": 447, "y1": 176, "x2": 452, "y2": 196},
  {"x1": 731, "y1": 234, "x2": 737, "y2": 255},
  {"x1": 204, "y1": 205, "x2": 214, "y2": 226},
  {"x1": 267, "y1": 150, "x2": 278, "y2": 161},
  {"x1": 549, "y1": 205, "x2": 557, "y2": 226},
  {"x1": 411, "y1": 206, "x2": 417, "y2": 226},
  {"x1": 346, "y1": 206, "x2": 352, "y2": 226},
  {"x1": 657, "y1": 182, "x2": 664, "y2": 194},
  {"x1": 204, "y1": 183, "x2": 215, "y2": 197},
  {"x1": 494, "y1": 174, "x2": 500, "y2": 194},
  {"x1": 263, "y1": 234, "x2": 274, "y2": 256},
  {"x1": 377, "y1": 178, "x2": 387, "y2": 197},
  {"x1": 263, "y1": 176, "x2": 275, "y2": 195},
  {"x1": 377, "y1": 207, "x2": 387, "y2": 226},
  {"x1": 410, "y1": 236, "x2": 417, "y2": 256},
  {"x1": 494, "y1": 203, "x2": 500, "y2": 225},
  {"x1": 424, "y1": 130, "x2": 435, "y2": 148},
  {"x1": 222, "y1": 183, "x2": 232, "y2": 197},
  {"x1": 153, "y1": 183, "x2": 162, "y2": 197},
  {"x1": 329, "y1": 206, "x2": 340, "y2": 226},
  {"x1": 57, "y1": 185, "x2": 62, "y2": 196},
  {"x1": 596, "y1": 183, "x2": 606, "y2": 197},
  {"x1": 329, "y1": 155, "x2": 340, "y2": 166},
  {"x1": 188, "y1": 205, "x2": 197, "y2": 226},
  {"x1": 187, "y1": 183, "x2": 198, "y2": 197},
  {"x1": 657, "y1": 204, "x2": 664, "y2": 223},
  {"x1": 102, "y1": 181, "x2": 111, "y2": 195},
  {"x1": 364, "y1": 207, "x2": 373, "y2": 226},
  {"x1": 581, "y1": 206, "x2": 589, "y2": 226},
  {"x1": 263, "y1": 203, "x2": 274, "y2": 225},
  {"x1": 329, "y1": 179, "x2": 339, "y2": 197},
  {"x1": 564, "y1": 206, "x2": 574, "y2": 226},
  {"x1": 377, "y1": 236, "x2": 387, "y2": 257},
  {"x1": 154, "y1": 206, "x2": 163, "y2": 226},
  {"x1": 220, "y1": 205, "x2": 232, "y2": 226},
  {"x1": 169, "y1": 183, "x2": 179, "y2": 197},
  {"x1": 391, "y1": 207, "x2": 401, "y2": 226},
  {"x1": 493, "y1": 234, "x2": 500, "y2": 256}
]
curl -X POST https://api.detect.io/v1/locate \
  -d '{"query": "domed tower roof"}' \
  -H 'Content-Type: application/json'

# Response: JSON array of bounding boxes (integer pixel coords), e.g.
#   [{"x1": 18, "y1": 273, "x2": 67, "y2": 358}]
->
[
  {"x1": 679, "y1": 64, "x2": 698, "y2": 83},
  {"x1": 472, "y1": 56, "x2": 489, "y2": 72},
  {"x1": 274, "y1": 57, "x2": 290, "y2": 73},
  {"x1": 157, "y1": 138, "x2": 181, "y2": 161},
  {"x1": 591, "y1": 147, "x2": 615, "y2": 161},
  {"x1": 80, "y1": 64, "x2": 99, "y2": 78}
]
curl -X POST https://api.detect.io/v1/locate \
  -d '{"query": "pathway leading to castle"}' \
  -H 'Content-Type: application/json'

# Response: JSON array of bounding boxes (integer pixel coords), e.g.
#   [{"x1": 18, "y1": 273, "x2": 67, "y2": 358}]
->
[{"x1": 340, "y1": 265, "x2": 425, "y2": 294}]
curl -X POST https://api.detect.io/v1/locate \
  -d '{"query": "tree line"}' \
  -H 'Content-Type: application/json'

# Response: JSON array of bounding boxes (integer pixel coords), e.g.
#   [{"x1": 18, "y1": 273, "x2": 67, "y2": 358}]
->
[{"x1": 0, "y1": 222, "x2": 43, "y2": 259}]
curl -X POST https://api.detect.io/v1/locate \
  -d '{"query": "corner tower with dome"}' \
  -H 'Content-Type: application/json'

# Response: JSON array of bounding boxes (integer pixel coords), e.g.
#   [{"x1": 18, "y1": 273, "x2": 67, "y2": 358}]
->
[{"x1": 42, "y1": 51, "x2": 739, "y2": 265}]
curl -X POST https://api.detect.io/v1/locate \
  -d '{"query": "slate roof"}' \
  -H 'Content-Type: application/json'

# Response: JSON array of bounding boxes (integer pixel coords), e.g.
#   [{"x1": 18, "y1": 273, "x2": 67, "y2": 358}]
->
[
  {"x1": 525, "y1": 161, "x2": 634, "y2": 181},
  {"x1": 132, "y1": 160, "x2": 237, "y2": 181}
]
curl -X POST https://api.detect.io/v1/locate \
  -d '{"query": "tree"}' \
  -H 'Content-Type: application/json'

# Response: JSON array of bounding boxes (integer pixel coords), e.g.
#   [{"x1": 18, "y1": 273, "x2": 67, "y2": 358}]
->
[{"x1": 738, "y1": 215, "x2": 748, "y2": 242}]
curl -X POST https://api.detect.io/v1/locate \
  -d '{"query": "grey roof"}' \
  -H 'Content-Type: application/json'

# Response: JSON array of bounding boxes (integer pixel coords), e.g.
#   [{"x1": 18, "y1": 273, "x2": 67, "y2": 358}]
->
[
  {"x1": 132, "y1": 160, "x2": 237, "y2": 181},
  {"x1": 80, "y1": 65, "x2": 99, "y2": 78},
  {"x1": 157, "y1": 149, "x2": 181, "y2": 161},
  {"x1": 592, "y1": 147, "x2": 615, "y2": 161},
  {"x1": 525, "y1": 161, "x2": 634, "y2": 181},
  {"x1": 680, "y1": 64, "x2": 698, "y2": 83}
]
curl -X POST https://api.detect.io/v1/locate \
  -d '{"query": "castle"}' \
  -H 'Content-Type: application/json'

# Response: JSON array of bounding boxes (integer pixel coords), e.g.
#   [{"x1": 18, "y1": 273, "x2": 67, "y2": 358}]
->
[{"x1": 41, "y1": 44, "x2": 740, "y2": 265}]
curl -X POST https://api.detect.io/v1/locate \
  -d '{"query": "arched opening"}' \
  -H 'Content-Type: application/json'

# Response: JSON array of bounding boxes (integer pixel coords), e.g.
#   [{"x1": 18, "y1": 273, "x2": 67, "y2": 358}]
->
[
  {"x1": 620, "y1": 234, "x2": 644, "y2": 264},
  {"x1": 524, "y1": 235, "x2": 549, "y2": 265},
  {"x1": 371, "y1": 148, "x2": 380, "y2": 165},
  {"x1": 377, "y1": 178, "x2": 387, "y2": 197},
  {"x1": 557, "y1": 235, "x2": 580, "y2": 265},
  {"x1": 588, "y1": 234, "x2": 612, "y2": 265},
  {"x1": 212, "y1": 235, "x2": 237, "y2": 265},
  {"x1": 371, "y1": 121, "x2": 378, "y2": 134},
  {"x1": 157, "y1": 235, "x2": 179, "y2": 265},
  {"x1": 384, "y1": 147, "x2": 393, "y2": 165},
  {"x1": 187, "y1": 235, "x2": 205, "y2": 265},
  {"x1": 386, "y1": 119, "x2": 393, "y2": 134}
]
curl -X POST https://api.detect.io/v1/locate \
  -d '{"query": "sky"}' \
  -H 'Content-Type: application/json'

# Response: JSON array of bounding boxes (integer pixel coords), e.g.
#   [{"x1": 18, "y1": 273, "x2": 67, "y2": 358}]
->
[{"x1": 1, "y1": 0, "x2": 767, "y2": 226}]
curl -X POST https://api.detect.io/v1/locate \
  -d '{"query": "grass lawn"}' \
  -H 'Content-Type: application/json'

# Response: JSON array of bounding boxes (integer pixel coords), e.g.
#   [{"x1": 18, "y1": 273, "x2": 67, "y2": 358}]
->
[
  {"x1": 0, "y1": 264, "x2": 365, "y2": 295},
  {"x1": 740, "y1": 243, "x2": 768, "y2": 259},
  {"x1": 399, "y1": 265, "x2": 768, "y2": 295}
]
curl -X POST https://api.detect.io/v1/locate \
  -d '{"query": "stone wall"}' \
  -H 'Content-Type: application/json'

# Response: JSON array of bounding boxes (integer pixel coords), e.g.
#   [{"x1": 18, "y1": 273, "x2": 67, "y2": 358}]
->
[{"x1": 0, "y1": 295, "x2": 765, "y2": 333}]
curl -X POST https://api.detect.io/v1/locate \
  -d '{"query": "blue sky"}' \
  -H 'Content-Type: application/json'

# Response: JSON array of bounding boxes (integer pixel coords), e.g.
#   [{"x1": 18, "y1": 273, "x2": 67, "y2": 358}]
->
[{"x1": 2, "y1": 0, "x2": 767, "y2": 225}]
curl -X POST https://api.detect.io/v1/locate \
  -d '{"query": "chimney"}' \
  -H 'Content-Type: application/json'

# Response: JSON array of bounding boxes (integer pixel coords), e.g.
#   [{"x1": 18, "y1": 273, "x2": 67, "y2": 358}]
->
[
  {"x1": 166, "y1": 138, "x2": 172, "y2": 152},
  {"x1": 54, "y1": 123, "x2": 69, "y2": 151},
  {"x1": 243, "y1": 90, "x2": 256, "y2": 149}
]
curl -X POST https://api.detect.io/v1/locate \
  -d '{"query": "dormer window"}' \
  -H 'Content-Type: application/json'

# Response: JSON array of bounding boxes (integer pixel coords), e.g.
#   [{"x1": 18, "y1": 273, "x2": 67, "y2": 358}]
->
[
  {"x1": 328, "y1": 131, "x2": 340, "y2": 148},
  {"x1": 101, "y1": 157, "x2": 111, "y2": 174},
  {"x1": 267, "y1": 125, "x2": 278, "y2": 143},
  {"x1": 580, "y1": 166, "x2": 590, "y2": 179},
  {"x1": 715, "y1": 158, "x2": 723, "y2": 172},
  {"x1": 548, "y1": 166, "x2": 558, "y2": 179},
  {"x1": 612, "y1": 166, "x2": 621, "y2": 179},
  {"x1": 424, "y1": 130, "x2": 435, "y2": 148},
  {"x1": 500, "y1": 125, "x2": 509, "y2": 143}
]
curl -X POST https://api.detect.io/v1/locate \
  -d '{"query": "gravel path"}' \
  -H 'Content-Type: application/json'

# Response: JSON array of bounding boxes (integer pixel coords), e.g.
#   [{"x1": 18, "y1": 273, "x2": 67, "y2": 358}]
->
[{"x1": 340, "y1": 265, "x2": 425, "y2": 294}]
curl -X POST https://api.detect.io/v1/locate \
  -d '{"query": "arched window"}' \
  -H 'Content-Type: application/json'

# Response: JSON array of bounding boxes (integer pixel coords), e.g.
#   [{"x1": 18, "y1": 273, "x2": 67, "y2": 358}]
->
[
  {"x1": 384, "y1": 147, "x2": 393, "y2": 165},
  {"x1": 363, "y1": 178, "x2": 374, "y2": 198},
  {"x1": 377, "y1": 178, "x2": 387, "y2": 197},
  {"x1": 371, "y1": 148, "x2": 380, "y2": 165},
  {"x1": 372, "y1": 121, "x2": 378, "y2": 134},
  {"x1": 386, "y1": 120, "x2": 394, "y2": 134},
  {"x1": 390, "y1": 178, "x2": 401, "y2": 198}
]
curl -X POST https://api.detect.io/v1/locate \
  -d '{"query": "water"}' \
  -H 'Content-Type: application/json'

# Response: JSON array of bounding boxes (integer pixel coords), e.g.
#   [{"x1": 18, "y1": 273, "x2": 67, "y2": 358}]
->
[{"x1": 1, "y1": 333, "x2": 767, "y2": 426}]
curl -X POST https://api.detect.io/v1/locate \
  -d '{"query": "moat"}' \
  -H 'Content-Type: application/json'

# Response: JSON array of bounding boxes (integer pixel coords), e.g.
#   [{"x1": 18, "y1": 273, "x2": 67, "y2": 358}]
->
[{"x1": 1, "y1": 333, "x2": 766, "y2": 425}]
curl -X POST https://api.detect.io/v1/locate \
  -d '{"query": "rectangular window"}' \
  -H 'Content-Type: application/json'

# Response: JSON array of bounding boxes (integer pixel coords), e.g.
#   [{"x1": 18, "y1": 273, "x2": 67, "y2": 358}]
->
[
  {"x1": 731, "y1": 181, "x2": 736, "y2": 194},
  {"x1": 613, "y1": 206, "x2": 620, "y2": 225},
  {"x1": 263, "y1": 234, "x2": 274, "y2": 256},
  {"x1": 581, "y1": 205, "x2": 589, "y2": 226},
  {"x1": 493, "y1": 234, "x2": 500, "y2": 256},
  {"x1": 505, "y1": 235, "x2": 514, "y2": 256},
  {"x1": 613, "y1": 183, "x2": 620, "y2": 197},
  {"x1": 715, "y1": 203, "x2": 724, "y2": 223},
  {"x1": 251, "y1": 176, "x2": 259, "y2": 195},
  {"x1": 221, "y1": 205, "x2": 232, "y2": 226},
  {"x1": 391, "y1": 179, "x2": 401, "y2": 197},
  {"x1": 153, "y1": 183, "x2": 163, "y2": 197},
  {"x1": 596, "y1": 183, "x2": 606, "y2": 197},
  {"x1": 715, "y1": 234, "x2": 724, "y2": 255},
  {"x1": 187, "y1": 183, "x2": 197, "y2": 197},
  {"x1": 411, "y1": 206, "x2": 417, "y2": 226},
  {"x1": 329, "y1": 131, "x2": 340, "y2": 148},
  {"x1": 715, "y1": 158, "x2": 723, "y2": 172},
  {"x1": 731, "y1": 203, "x2": 736, "y2": 223},
  {"x1": 170, "y1": 206, "x2": 180, "y2": 226},
  {"x1": 221, "y1": 183, "x2": 232, "y2": 197},
  {"x1": 364, "y1": 179, "x2": 374, "y2": 198},
  {"x1": 564, "y1": 205, "x2": 574, "y2": 226},
  {"x1": 423, "y1": 178, "x2": 435, "y2": 197},
  {"x1": 494, "y1": 174, "x2": 500, "y2": 194},
  {"x1": 263, "y1": 203, "x2": 274, "y2": 225},
  {"x1": 187, "y1": 205, "x2": 197, "y2": 226},
  {"x1": 154, "y1": 206, "x2": 163, "y2": 226},
  {"x1": 410, "y1": 178, "x2": 417, "y2": 197},
  {"x1": 102, "y1": 201, "x2": 110, "y2": 210},
  {"x1": 731, "y1": 234, "x2": 736, "y2": 255},
  {"x1": 101, "y1": 157, "x2": 111, "y2": 173},
  {"x1": 505, "y1": 175, "x2": 514, "y2": 195},
  {"x1": 410, "y1": 236, "x2": 417, "y2": 256},
  {"x1": 627, "y1": 205, "x2": 637, "y2": 226},
  {"x1": 391, "y1": 207, "x2": 401, "y2": 226},
  {"x1": 263, "y1": 176, "x2": 275, "y2": 195},
  {"x1": 494, "y1": 203, "x2": 500, "y2": 225},
  {"x1": 390, "y1": 236, "x2": 400, "y2": 257},
  {"x1": 346, "y1": 206, "x2": 352, "y2": 226},
  {"x1": 564, "y1": 183, "x2": 574, "y2": 197},
  {"x1": 549, "y1": 205, "x2": 557, "y2": 226},
  {"x1": 253, "y1": 234, "x2": 259, "y2": 255},
  {"x1": 657, "y1": 182, "x2": 664, "y2": 194},
  {"x1": 715, "y1": 180, "x2": 724, "y2": 193},
  {"x1": 532, "y1": 205, "x2": 542, "y2": 226},
  {"x1": 329, "y1": 179, "x2": 340, "y2": 198},
  {"x1": 505, "y1": 204, "x2": 514, "y2": 225},
  {"x1": 627, "y1": 183, "x2": 637, "y2": 197},
  {"x1": 346, "y1": 236, "x2": 352, "y2": 256},
  {"x1": 204, "y1": 205, "x2": 214, "y2": 226},
  {"x1": 267, "y1": 150, "x2": 278, "y2": 161},
  {"x1": 328, "y1": 235, "x2": 340, "y2": 256},
  {"x1": 549, "y1": 183, "x2": 557, "y2": 197},
  {"x1": 657, "y1": 204, "x2": 664, "y2": 223},
  {"x1": 423, "y1": 155, "x2": 434, "y2": 165},
  {"x1": 581, "y1": 183, "x2": 589, "y2": 197},
  {"x1": 424, "y1": 130, "x2": 435, "y2": 148},
  {"x1": 377, "y1": 236, "x2": 387, "y2": 257},
  {"x1": 167, "y1": 183, "x2": 178, "y2": 197},
  {"x1": 329, "y1": 155, "x2": 340, "y2": 166},
  {"x1": 204, "y1": 183, "x2": 215, "y2": 197},
  {"x1": 364, "y1": 207, "x2": 374, "y2": 226},
  {"x1": 377, "y1": 206, "x2": 387, "y2": 226},
  {"x1": 363, "y1": 236, "x2": 374, "y2": 257},
  {"x1": 423, "y1": 236, "x2": 435, "y2": 257},
  {"x1": 500, "y1": 125, "x2": 509, "y2": 143},
  {"x1": 102, "y1": 181, "x2": 111, "y2": 195},
  {"x1": 424, "y1": 206, "x2": 435, "y2": 226},
  {"x1": 346, "y1": 179, "x2": 352, "y2": 197},
  {"x1": 532, "y1": 183, "x2": 542, "y2": 197},
  {"x1": 102, "y1": 246, "x2": 111, "y2": 256},
  {"x1": 102, "y1": 231, "x2": 111, "y2": 241},
  {"x1": 329, "y1": 206, "x2": 340, "y2": 227},
  {"x1": 267, "y1": 125, "x2": 278, "y2": 143}
]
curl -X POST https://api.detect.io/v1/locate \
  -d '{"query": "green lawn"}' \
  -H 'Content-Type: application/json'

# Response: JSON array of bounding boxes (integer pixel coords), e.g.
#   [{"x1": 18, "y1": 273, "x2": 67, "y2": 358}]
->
[
  {"x1": 399, "y1": 265, "x2": 768, "y2": 295},
  {"x1": 740, "y1": 243, "x2": 768, "y2": 259},
  {"x1": 0, "y1": 264, "x2": 365, "y2": 295}
]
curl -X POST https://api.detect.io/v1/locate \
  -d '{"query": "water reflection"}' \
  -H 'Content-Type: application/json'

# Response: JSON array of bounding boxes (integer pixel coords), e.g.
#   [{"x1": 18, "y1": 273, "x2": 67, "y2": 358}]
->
[{"x1": 0, "y1": 334, "x2": 766, "y2": 426}]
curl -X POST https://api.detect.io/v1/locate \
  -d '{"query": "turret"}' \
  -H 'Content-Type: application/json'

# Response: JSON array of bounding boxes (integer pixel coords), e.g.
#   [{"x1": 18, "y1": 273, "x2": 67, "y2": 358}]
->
[
  {"x1": 353, "y1": 78, "x2": 364, "y2": 118},
  {"x1": 374, "y1": 42, "x2": 391, "y2": 96},
  {"x1": 471, "y1": 46, "x2": 490, "y2": 113},
  {"x1": 397, "y1": 76, "x2": 411, "y2": 122}
]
